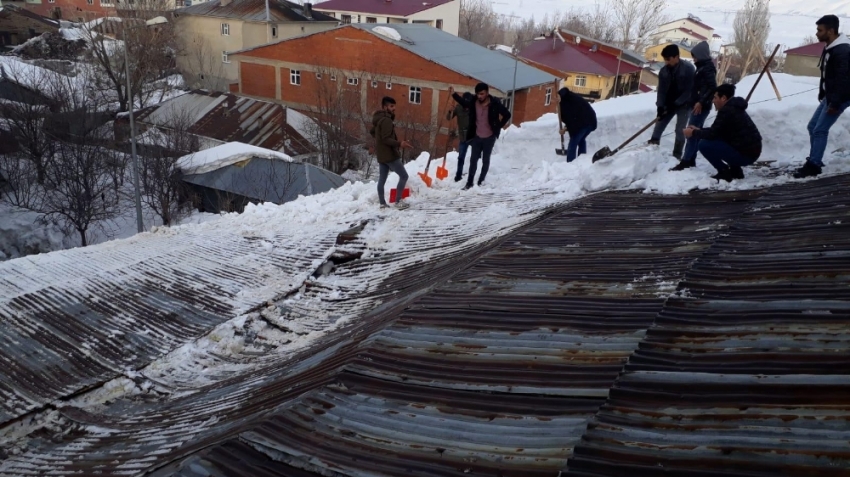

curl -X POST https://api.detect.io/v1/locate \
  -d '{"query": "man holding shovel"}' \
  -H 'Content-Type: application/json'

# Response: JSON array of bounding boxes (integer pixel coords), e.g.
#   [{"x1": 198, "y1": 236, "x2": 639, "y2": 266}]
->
[
  {"x1": 648, "y1": 44, "x2": 695, "y2": 160},
  {"x1": 558, "y1": 82, "x2": 597, "y2": 162},
  {"x1": 450, "y1": 83, "x2": 512, "y2": 190},
  {"x1": 447, "y1": 92, "x2": 474, "y2": 182},
  {"x1": 371, "y1": 96, "x2": 413, "y2": 210},
  {"x1": 672, "y1": 41, "x2": 717, "y2": 171}
]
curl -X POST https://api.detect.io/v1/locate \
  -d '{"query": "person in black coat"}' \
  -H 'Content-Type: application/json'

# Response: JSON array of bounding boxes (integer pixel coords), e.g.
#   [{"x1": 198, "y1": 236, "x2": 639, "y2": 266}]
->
[
  {"x1": 558, "y1": 85, "x2": 597, "y2": 162},
  {"x1": 672, "y1": 41, "x2": 717, "y2": 171},
  {"x1": 684, "y1": 84, "x2": 762, "y2": 182},
  {"x1": 649, "y1": 44, "x2": 695, "y2": 159},
  {"x1": 449, "y1": 82, "x2": 512, "y2": 190},
  {"x1": 793, "y1": 14, "x2": 850, "y2": 178}
]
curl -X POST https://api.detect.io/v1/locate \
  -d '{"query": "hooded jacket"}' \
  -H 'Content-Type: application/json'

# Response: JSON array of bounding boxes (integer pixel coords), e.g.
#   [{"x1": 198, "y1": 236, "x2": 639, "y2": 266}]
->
[
  {"x1": 558, "y1": 87, "x2": 597, "y2": 134},
  {"x1": 818, "y1": 34, "x2": 850, "y2": 107},
  {"x1": 656, "y1": 57, "x2": 696, "y2": 111},
  {"x1": 370, "y1": 110, "x2": 401, "y2": 164},
  {"x1": 690, "y1": 41, "x2": 717, "y2": 112},
  {"x1": 451, "y1": 92, "x2": 512, "y2": 141},
  {"x1": 692, "y1": 97, "x2": 762, "y2": 159}
]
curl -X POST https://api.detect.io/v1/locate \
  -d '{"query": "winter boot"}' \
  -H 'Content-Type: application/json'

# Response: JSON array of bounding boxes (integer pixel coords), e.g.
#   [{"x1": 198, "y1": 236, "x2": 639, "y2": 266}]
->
[
  {"x1": 729, "y1": 165, "x2": 745, "y2": 180},
  {"x1": 647, "y1": 138, "x2": 660, "y2": 146},
  {"x1": 394, "y1": 201, "x2": 410, "y2": 210},
  {"x1": 792, "y1": 160, "x2": 822, "y2": 179},
  {"x1": 672, "y1": 140, "x2": 684, "y2": 160},
  {"x1": 711, "y1": 168, "x2": 734, "y2": 183},
  {"x1": 669, "y1": 160, "x2": 695, "y2": 171}
]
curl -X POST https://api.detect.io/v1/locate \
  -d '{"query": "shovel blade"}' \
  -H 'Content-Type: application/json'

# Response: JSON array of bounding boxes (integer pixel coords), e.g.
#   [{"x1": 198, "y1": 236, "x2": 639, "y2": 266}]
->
[
  {"x1": 592, "y1": 146, "x2": 613, "y2": 163},
  {"x1": 436, "y1": 166, "x2": 448, "y2": 180},
  {"x1": 555, "y1": 148, "x2": 567, "y2": 156},
  {"x1": 418, "y1": 172, "x2": 433, "y2": 188}
]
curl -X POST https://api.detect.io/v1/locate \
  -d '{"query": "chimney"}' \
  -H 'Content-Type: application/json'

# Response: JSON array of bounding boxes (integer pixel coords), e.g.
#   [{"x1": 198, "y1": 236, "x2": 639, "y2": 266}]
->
[{"x1": 304, "y1": 2, "x2": 313, "y2": 18}]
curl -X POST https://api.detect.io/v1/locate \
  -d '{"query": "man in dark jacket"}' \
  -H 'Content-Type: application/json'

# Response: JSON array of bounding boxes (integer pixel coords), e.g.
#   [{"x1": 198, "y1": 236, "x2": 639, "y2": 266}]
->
[
  {"x1": 558, "y1": 83, "x2": 597, "y2": 162},
  {"x1": 672, "y1": 41, "x2": 717, "y2": 171},
  {"x1": 649, "y1": 44, "x2": 695, "y2": 159},
  {"x1": 449, "y1": 82, "x2": 511, "y2": 190},
  {"x1": 793, "y1": 14, "x2": 850, "y2": 178},
  {"x1": 447, "y1": 92, "x2": 474, "y2": 182},
  {"x1": 370, "y1": 96, "x2": 412, "y2": 209},
  {"x1": 684, "y1": 84, "x2": 762, "y2": 182}
]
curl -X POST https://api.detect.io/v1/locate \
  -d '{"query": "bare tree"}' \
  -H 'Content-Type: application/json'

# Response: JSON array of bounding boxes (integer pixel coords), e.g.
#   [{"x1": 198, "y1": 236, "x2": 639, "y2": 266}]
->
[
  {"x1": 799, "y1": 35, "x2": 818, "y2": 46},
  {"x1": 733, "y1": 0, "x2": 770, "y2": 76},
  {"x1": 610, "y1": 0, "x2": 668, "y2": 52},
  {"x1": 182, "y1": 33, "x2": 229, "y2": 91},
  {"x1": 561, "y1": 3, "x2": 618, "y2": 44},
  {"x1": 459, "y1": 0, "x2": 503, "y2": 46}
]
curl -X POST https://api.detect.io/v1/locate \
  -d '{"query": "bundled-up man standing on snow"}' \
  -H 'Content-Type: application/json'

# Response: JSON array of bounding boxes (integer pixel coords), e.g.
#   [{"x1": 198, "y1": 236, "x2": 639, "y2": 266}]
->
[
  {"x1": 558, "y1": 83, "x2": 597, "y2": 162},
  {"x1": 671, "y1": 41, "x2": 717, "y2": 171},
  {"x1": 684, "y1": 84, "x2": 762, "y2": 182},
  {"x1": 450, "y1": 83, "x2": 511, "y2": 190},
  {"x1": 447, "y1": 92, "x2": 474, "y2": 182},
  {"x1": 793, "y1": 14, "x2": 850, "y2": 178},
  {"x1": 649, "y1": 44, "x2": 695, "y2": 159},
  {"x1": 371, "y1": 96, "x2": 413, "y2": 210}
]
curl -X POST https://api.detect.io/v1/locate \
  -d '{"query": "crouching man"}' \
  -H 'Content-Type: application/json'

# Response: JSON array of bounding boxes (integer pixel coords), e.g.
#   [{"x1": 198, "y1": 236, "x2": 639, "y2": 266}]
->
[{"x1": 683, "y1": 84, "x2": 762, "y2": 182}]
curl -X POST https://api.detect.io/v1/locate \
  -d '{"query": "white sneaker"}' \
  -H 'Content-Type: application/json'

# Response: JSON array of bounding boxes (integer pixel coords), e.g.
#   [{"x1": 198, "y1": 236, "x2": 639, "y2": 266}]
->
[
  {"x1": 380, "y1": 203, "x2": 389, "y2": 209},
  {"x1": 394, "y1": 201, "x2": 410, "y2": 210}
]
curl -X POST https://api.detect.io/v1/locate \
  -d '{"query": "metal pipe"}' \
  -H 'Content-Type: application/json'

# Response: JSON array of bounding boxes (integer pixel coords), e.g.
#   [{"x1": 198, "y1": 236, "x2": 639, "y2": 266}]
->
[
  {"x1": 124, "y1": 29, "x2": 144, "y2": 234},
  {"x1": 613, "y1": 53, "x2": 622, "y2": 98},
  {"x1": 510, "y1": 44, "x2": 519, "y2": 123}
]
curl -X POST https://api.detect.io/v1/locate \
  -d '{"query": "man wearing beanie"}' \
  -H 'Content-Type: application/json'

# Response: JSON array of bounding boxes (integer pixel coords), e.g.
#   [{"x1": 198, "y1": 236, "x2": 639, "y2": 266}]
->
[
  {"x1": 793, "y1": 14, "x2": 850, "y2": 178},
  {"x1": 449, "y1": 82, "x2": 511, "y2": 189},
  {"x1": 648, "y1": 44, "x2": 695, "y2": 160}
]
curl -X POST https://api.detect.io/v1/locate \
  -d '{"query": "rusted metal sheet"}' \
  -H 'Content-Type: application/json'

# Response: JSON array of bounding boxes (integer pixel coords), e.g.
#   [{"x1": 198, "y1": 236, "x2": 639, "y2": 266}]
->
[{"x1": 566, "y1": 174, "x2": 850, "y2": 476}]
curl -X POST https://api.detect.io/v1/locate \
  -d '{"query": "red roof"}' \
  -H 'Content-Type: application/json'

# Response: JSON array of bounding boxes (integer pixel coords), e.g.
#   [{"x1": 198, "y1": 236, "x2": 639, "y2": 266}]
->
[
  {"x1": 785, "y1": 42, "x2": 825, "y2": 57},
  {"x1": 639, "y1": 83, "x2": 653, "y2": 93},
  {"x1": 313, "y1": 0, "x2": 454, "y2": 16},
  {"x1": 677, "y1": 28, "x2": 708, "y2": 41},
  {"x1": 520, "y1": 37, "x2": 642, "y2": 77}
]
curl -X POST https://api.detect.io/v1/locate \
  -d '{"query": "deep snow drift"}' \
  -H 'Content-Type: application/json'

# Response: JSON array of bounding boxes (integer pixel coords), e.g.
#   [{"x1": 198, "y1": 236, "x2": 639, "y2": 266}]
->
[{"x1": 1, "y1": 74, "x2": 849, "y2": 424}]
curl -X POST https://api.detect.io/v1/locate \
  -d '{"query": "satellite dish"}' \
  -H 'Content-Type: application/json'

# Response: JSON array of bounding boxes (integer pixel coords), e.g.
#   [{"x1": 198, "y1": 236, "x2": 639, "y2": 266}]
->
[{"x1": 575, "y1": 36, "x2": 581, "y2": 44}]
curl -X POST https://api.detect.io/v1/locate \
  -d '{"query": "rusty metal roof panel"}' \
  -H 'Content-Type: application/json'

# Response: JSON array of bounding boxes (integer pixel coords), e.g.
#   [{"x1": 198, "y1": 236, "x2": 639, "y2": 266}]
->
[
  {"x1": 566, "y1": 174, "x2": 850, "y2": 476},
  {"x1": 177, "y1": 0, "x2": 337, "y2": 23}
]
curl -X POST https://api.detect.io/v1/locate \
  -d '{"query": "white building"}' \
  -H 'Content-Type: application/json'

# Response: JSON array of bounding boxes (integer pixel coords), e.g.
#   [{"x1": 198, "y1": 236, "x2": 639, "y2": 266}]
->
[
  {"x1": 649, "y1": 15, "x2": 716, "y2": 49},
  {"x1": 313, "y1": 0, "x2": 459, "y2": 36}
]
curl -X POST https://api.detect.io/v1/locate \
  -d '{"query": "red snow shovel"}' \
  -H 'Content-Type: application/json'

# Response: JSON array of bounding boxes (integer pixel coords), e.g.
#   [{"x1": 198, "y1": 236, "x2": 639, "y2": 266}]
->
[
  {"x1": 418, "y1": 154, "x2": 434, "y2": 187},
  {"x1": 436, "y1": 132, "x2": 453, "y2": 180},
  {"x1": 555, "y1": 101, "x2": 567, "y2": 156},
  {"x1": 592, "y1": 118, "x2": 658, "y2": 163}
]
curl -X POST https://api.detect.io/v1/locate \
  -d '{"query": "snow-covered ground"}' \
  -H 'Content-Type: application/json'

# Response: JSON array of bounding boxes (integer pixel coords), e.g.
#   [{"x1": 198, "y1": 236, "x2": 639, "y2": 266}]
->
[
  {"x1": 2, "y1": 74, "x2": 850, "y2": 462},
  {"x1": 491, "y1": 0, "x2": 846, "y2": 49}
]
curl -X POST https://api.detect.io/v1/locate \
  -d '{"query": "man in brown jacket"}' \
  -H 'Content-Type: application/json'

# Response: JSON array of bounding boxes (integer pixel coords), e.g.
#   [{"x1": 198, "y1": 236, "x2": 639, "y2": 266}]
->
[{"x1": 370, "y1": 96, "x2": 412, "y2": 209}]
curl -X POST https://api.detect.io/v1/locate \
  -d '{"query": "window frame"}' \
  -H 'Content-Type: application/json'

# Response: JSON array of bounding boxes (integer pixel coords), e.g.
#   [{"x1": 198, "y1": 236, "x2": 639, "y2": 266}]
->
[
  {"x1": 409, "y1": 86, "x2": 422, "y2": 104},
  {"x1": 330, "y1": 74, "x2": 337, "y2": 81},
  {"x1": 347, "y1": 77, "x2": 359, "y2": 86},
  {"x1": 386, "y1": 82, "x2": 392, "y2": 90},
  {"x1": 575, "y1": 75, "x2": 587, "y2": 87},
  {"x1": 290, "y1": 69, "x2": 301, "y2": 85},
  {"x1": 221, "y1": 23, "x2": 230, "y2": 36},
  {"x1": 436, "y1": 19, "x2": 443, "y2": 30},
  {"x1": 222, "y1": 51, "x2": 229, "y2": 63},
  {"x1": 271, "y1": 24, "x2": 278, "y2": 38},
  {"x1": 366, "y1": 16, "x2": 377, "y2": 23},
  {"x1": 544, "y1": 87, "x2": 552, "y2": 106},
  {"x1": 341, "y1": 14, "x2": 352, "y2": 24}
]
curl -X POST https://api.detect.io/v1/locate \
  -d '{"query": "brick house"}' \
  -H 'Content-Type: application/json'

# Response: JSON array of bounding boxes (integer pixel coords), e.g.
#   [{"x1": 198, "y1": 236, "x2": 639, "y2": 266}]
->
[
  {"x1": 9, "y1": 0, "x2": 115, "y2": 22},
  {"x1": 230, "y1": 23, "x2": 558, "y2": 155}
]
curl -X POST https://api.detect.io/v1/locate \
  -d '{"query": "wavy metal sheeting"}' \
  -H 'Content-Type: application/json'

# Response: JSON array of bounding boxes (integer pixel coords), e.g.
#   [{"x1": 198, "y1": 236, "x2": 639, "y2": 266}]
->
[{"x1": 567, "y1": 174, "x2": 850, "y2": 476}]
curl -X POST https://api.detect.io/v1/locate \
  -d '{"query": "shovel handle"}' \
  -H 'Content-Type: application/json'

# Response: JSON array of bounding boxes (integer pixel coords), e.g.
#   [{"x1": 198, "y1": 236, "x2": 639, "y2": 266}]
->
[{"x1": 613, "y1": 118, "x2": 658, "y2": 153}]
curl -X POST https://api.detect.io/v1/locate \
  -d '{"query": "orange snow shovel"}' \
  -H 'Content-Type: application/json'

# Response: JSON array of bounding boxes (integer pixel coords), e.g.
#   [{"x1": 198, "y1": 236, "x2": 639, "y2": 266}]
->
[
  {"x1": 418, "y1": 154, "x2": 434, "y2": 187},
  {"x1": 436, "y1": 132, "x2": 454, "y2": 180}
]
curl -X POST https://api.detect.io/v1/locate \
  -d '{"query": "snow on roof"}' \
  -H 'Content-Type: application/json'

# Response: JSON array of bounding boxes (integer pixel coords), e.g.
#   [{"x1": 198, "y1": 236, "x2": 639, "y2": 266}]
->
[
  {"x1": 285, "y1": 108, "x2": 318, "y2": 140},
  {"x1": 372, "y1": 26, "x2": 401, "y2": 41},
  {"x1": 176, "y1": 142, "x2": 292, "y2": 175},
  {"x1": 0, "y1": 56, "x2": 62, "y2": 92}
]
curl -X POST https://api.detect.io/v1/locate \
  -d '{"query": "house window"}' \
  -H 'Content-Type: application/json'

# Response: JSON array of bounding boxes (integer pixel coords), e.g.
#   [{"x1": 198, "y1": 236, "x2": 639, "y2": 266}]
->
[
  {"x1": 347, "y1": 77, "x2": 359, "y2": 86},
  {"x1": 409, "y1": 86, "x2": 421, "y2": 104},
  {"x1": 504, "y1": 94, "x2": 512, "y2": 111},
  {"x1": 86, "y1": 0, "x2": 93, "y2": 4},
  {"x1": 290, "y1": 70, "x2": 301, "y2": 85},
  {"x1": 316, "y1": 72, "x2": 322, "y2": 79},
  {"x1": 436, "y1": 19, "x2": 443, "y2": 30},
  {"x1": 222, "y1": 51, "x2": 229, "y2": 63},
  {"x1": 386, "y1": 82, "x2": 392, "y2": 90},
  {"x1": 100, "y1": 0, "x2": 113, "y2": 5},
  {"x1": 371, "y1": 80, "x2": 378, "y2": 88},
  {"x1": 366, "y1": 17, "x2": 377, "y2": 23},
  {"x1": 271, "y1": 25, "x2": 278, "y2": 38},
  {"x1": 48, "y1": 0, "x2": 55, "y2": 3},
  {"x1": 341, "y1": 14, "x2": 352, "y2": 24},
  {"x1": 221, "y1": 23, "x2": 230, "y2": 35},
  {"x1": 575, "y1": 75, "x2": 587, "y2": 87},
  {"x1": 544, "y1": 87, "x2": 552, "y2": 106},
  {"x1": 330, "y1": 74, "x2": 337, "y2": 81}
]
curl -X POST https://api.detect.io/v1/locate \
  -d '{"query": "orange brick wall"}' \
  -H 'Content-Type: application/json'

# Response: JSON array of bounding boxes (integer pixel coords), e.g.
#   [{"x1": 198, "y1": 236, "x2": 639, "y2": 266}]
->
[
  {"x1": 23, "y1": 0, "x2": 113, "y2": 21},
  {"x1": 241, "y1": 63, "x2": 277, "y2": 99}
]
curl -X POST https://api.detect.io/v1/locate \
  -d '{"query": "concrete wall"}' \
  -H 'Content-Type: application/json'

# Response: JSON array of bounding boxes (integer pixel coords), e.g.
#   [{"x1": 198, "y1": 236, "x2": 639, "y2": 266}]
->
[
  {"x1": 784, "y1": 54, "x2": 820, "y2": 77},
  {"x1": 314, "y1": 0, "x2": 459, "y2": 36}
]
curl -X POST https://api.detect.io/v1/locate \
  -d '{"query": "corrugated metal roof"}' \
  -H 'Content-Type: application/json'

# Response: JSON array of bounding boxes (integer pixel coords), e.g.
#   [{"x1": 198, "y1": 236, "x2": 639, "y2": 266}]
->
[
  {"x1": 135, "y1": 90, "x2": 317, "y2": 157},
  {"x1": 183, "y1": 156, "x2": 346, "y2": 204},
  {"x1": 785, "y1": 41, "x2": 826, "y2": 57},
  {"x1": 566, "y1": 174, "x2": 850, "y2": 476},
  {"x1": 351, "y1": 23, "x2": 558, "y2": 93},
  {"x1": 313, "y1": 0, "x2": 454, "y2": 17},
  {"x1": 176, "y1": 0, "x2": 337, "y2": 23},
  {"x1": 521, "y1": 36, "x2": 643, "y2": 77}
]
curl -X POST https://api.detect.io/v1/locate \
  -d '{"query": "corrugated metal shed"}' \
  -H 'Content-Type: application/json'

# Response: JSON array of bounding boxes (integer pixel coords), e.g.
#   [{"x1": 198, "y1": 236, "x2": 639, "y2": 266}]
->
[
  {"x1": 176, "y1": 0, "x2": 338, "y2": 23},
  {"x1": 352, "y1": 23, "x2": 559, "y2": 93},
  {"x1": 134, "y1": 91, "x2": 317, "y2": 157}
]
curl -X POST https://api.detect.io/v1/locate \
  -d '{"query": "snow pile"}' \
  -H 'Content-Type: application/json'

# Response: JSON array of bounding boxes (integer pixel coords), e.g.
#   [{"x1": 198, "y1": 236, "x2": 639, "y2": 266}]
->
[
  {"x1": 372, "y1": 26, "x2": 402, "y2": 41},
  {"x1": 0, "y1": 205, "x2": 70, "y2": 261},
  {"x1": 176, "y1": 142, "x2": 293, "y2": 175}
]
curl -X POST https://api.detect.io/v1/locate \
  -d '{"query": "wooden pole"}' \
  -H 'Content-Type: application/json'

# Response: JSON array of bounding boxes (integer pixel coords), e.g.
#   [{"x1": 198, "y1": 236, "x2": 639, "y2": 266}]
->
[
  {"x1": 747, "y1": 24, "x2": 782, "y2": 101},
  {"x1": 745, "y1": 44, "x2": 781, "y2": 103}
]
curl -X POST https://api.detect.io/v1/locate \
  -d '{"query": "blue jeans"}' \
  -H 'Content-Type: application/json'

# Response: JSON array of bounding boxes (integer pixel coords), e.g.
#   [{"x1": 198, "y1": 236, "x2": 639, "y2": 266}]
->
[
  {"x1": 467, "y1": 135, "x2": 496, "y2": 186},
  {"x1": 682, "y1": 109, "x2": 709, "y2": 162},
  {"x1": 455, "y1": 139, "x2": 470, "y2": 180},
  {"x1": 651, "y1": 105, "x2": 690, "y2": 146},
  {"x1": 698, "y1": 140, "x2": 756, "y2": 171},
  {"x1": 808, "y1": 99, "x2": 850, "y2": 166},
  {"x1": 377, "y1": 159, "x2": 408, "y2": 204},
  {"x1": 567, "y1": 126, "x2": 594, "y2": 162}
]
